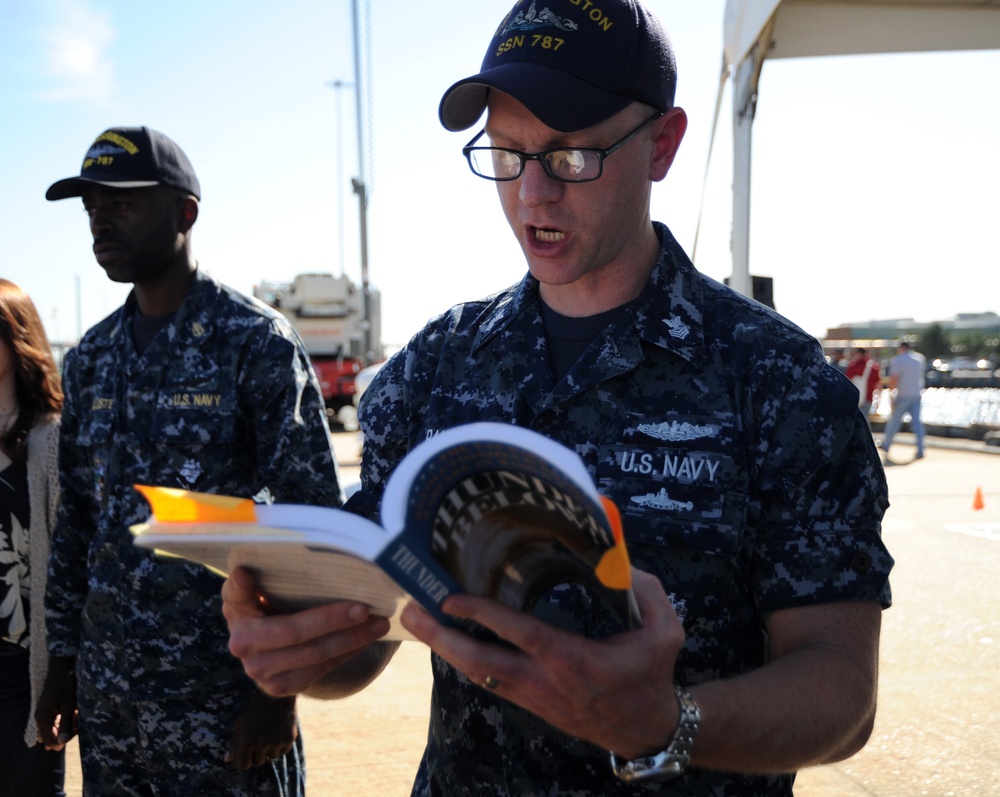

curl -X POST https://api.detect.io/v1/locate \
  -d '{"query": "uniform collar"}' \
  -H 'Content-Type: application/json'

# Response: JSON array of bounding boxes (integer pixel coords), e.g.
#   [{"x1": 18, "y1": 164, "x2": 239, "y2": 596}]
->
[
  {"x1": 110, "y1": 268, "x2": 221, "y2": 352},
  {"x1": 472, "y1": 222, "x2": 706, "y2": 368},
  {"x1": 630, "y1": 222, "x2": 705, "y2": 367}
]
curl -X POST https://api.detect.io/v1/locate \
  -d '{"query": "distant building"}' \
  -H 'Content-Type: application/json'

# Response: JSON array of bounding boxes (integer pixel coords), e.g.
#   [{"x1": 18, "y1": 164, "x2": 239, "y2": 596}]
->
[
  {"x1": 824, "y1": 312, "x2": 1000, "y2": 346},
  {"x1": 949, "y1": 312, "x2": 1000, "y2": 333},
  {"x1": 822, "y1": 313, "x2": 999, "y2": 390}
]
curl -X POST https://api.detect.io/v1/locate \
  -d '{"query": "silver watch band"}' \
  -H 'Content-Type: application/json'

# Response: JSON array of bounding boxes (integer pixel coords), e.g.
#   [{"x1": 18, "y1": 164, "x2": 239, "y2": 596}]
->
[{"x1": 609, "y1": 683, "x2": 701, "y2": 783}]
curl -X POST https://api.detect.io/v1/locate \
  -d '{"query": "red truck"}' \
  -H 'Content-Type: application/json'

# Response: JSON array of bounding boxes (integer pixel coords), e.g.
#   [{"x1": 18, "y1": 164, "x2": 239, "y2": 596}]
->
[{"x1": 254, "y1": 273, "x2": 382, "y2": 429}]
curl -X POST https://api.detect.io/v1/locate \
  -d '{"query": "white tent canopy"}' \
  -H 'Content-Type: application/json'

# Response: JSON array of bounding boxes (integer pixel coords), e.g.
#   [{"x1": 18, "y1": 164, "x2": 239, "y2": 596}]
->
[{"x1": 718, "y1": 0, "x2": 1000, "y2": 298}]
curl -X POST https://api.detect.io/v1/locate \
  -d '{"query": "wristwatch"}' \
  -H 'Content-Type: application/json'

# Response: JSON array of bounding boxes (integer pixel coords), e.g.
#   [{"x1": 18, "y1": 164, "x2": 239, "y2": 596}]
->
[{"x1": 609, "y1": 683, "x2": 701, "y2": 783}]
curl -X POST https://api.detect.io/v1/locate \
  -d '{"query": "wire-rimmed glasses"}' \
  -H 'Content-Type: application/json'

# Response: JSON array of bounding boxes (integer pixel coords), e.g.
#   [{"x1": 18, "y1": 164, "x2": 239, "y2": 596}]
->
[{"x1": 462, "y1": 112, "x2": 664, "y2": 183}]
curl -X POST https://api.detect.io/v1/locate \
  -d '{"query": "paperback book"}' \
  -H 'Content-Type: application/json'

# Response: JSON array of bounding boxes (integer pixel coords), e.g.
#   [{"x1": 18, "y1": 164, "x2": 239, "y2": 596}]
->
[{"x1": 131, "y1": 422, "x2": 639, "y2": 641}]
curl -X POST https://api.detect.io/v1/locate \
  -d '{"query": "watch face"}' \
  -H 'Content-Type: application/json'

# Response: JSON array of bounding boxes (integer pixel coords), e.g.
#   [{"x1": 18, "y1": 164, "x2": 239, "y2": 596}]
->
[
  {"x1": 610, "y1": 685, "x2": 699, "y2": 783},
  {"x1": 610, "y1": 751, "x2": 685, "y2": 783}
]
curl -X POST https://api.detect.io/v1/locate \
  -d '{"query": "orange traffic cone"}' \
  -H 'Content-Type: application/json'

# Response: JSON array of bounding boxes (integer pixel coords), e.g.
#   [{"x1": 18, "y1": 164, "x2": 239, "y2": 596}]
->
[{"x1": 973, "y1": 487, "x2": 985, "y2": 511}]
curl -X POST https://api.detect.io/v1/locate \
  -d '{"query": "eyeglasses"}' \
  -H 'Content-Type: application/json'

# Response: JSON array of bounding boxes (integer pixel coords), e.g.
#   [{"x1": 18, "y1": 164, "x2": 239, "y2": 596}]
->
[{"x1": 462, "y1": 112, "x2": 664, "y2": 183}]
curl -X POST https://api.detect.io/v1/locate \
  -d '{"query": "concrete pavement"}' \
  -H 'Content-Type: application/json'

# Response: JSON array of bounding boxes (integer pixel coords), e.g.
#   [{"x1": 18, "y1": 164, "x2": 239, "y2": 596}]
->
[{"x1": 795, "y1": 437, "x2": 1000, "y2": 796}]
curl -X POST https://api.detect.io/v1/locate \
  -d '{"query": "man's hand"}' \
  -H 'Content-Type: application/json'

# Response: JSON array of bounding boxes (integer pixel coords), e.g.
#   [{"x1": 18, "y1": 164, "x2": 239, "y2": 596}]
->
[
  {"x1": 404, "y1": 568, "x2": 883, "y2": 775},
  {"x1": 34, "y1": 655, "x2": 78, "y2": 751},
  {"x1": 401, "y1": 568, "x2": 686, "y2": 760},
  {"x1": 225, "y1": 692, "x2": 297, "y2": 770},
  {"x1": 222, "y1": 566, "x2": 397, "y2": 698}
]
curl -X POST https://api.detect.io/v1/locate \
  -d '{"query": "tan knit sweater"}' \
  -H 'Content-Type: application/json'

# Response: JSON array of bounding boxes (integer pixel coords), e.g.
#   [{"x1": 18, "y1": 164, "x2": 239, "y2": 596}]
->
[{"x1": 24, "y1": 416, "x2": 60, "y2": 747}]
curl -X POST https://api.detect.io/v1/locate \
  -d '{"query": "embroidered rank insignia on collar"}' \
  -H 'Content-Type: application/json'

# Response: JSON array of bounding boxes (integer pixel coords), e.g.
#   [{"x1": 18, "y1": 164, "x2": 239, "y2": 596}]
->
[{"x1": 663, "y1": 316, "x2": 690, "y2": 340}]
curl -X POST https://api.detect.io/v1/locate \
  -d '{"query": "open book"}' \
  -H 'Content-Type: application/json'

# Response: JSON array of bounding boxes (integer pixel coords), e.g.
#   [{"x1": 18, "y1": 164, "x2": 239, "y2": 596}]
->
[{"x1": 131, "y1": 422, "x2": 639, "y2": 642}]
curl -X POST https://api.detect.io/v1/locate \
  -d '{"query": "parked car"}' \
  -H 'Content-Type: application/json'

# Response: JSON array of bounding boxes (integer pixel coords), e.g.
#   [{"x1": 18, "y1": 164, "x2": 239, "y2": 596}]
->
[
  {"x1": 351, "y1": 361, "x2": 386, "y2": 460},
  {"x1": 352, "y1": 361, "x2": 385, "y2": 407},
  {"x1": 931, "y1": 356, "x2": 989, "y2": 372}
]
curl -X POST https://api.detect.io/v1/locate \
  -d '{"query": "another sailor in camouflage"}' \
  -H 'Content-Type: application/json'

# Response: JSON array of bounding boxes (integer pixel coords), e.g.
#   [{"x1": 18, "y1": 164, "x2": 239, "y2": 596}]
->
[
  {"x1": 76, "y1": 676, "x2": 304, "y2": 796},
  {"x1": 46, "y1": 269, "x2": 341, "y2": 792}
]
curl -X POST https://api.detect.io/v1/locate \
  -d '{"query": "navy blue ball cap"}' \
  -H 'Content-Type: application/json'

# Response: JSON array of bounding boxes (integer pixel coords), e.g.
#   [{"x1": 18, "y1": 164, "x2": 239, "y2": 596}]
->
[
  {"x1": 439, "y1": 0, "x2": 677, "y2": 133},
  {"x1": 46, "y1": 126, "x2": 201, "y2": 201}
]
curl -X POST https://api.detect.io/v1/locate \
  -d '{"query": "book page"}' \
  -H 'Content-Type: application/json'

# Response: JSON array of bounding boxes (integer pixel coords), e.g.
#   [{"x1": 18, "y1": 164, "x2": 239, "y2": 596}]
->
[
  {"x1": 133, "y1": 507, "x2": 391, "y2": 562},
  {"x1": 143, "y1": 539, "x2": 415, "y2": 642},
  {"x1": 380, "y1": 423, "x2": 598, "y2": 534}
]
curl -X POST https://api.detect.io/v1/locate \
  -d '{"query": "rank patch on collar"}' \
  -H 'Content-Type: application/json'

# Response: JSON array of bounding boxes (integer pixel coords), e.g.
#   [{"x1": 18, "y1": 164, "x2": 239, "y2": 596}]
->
[{"x1": 663, "y1": 316, "x2": 690, "y2": 340}]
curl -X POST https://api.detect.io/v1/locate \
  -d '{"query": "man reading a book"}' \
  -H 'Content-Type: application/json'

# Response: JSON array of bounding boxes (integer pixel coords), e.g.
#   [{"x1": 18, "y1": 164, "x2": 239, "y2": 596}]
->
[{"x1": 222, "y1": 1, "x2": 894, "y2": 794}]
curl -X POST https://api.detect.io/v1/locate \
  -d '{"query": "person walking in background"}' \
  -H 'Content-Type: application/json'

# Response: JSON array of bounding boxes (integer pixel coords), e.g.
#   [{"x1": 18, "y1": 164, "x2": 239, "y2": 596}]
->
[
  {"x1": 846, "y1": 347, "x2": 881, "y2": 420},
  {"x1": 221, "y1": 2, "x2": 893, "y2": 794},
  {"x1": 827, "y1": 348, "x2": 847, "y2": 373},
  {"x1": 36, "y1": 127, "x2": 342, "y2": 795},
  {"x1": 880, "y1": 341, "x2": 926, "y2": 461},
  {"x1": 0, "y1": 280, "x2": 66, "y2": 797}
]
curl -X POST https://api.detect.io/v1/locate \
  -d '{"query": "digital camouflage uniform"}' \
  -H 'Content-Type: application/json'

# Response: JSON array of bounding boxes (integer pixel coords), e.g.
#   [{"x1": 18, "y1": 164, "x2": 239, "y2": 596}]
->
[
  {"x1": 46, "y1": 269, "x2": 342, "y2": 796},
  {"x1": 359, "y1": 224, "x2": 893, "y2": 797}
]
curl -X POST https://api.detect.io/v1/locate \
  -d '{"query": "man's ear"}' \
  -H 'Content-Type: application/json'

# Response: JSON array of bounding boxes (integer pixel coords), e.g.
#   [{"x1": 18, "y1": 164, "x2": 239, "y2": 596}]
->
[
  {"x1": 649, "y1": 107, "x2": 688, "y2": 182},
  {"x1": 179, "y1": 196, "x2": 199, "y2": 232}
]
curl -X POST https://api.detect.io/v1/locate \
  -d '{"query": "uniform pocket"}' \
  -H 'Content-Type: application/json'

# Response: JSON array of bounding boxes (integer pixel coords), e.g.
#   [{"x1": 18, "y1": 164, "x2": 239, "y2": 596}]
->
[
  {"x1": 597, "y1": 433, "x2": 746, "y2": 557},
  {"x1": 147, "y1": 385, "x2": 239, "y2": 490}
]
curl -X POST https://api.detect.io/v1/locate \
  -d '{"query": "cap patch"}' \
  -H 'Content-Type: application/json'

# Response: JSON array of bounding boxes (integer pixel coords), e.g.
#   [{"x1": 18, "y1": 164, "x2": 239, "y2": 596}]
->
[
  {"x1": 500, "y1": 4, "x2": 579, "y2": 37},
  {"x1": 83, "y1": 132, "x2": 142, "y2": 172}
]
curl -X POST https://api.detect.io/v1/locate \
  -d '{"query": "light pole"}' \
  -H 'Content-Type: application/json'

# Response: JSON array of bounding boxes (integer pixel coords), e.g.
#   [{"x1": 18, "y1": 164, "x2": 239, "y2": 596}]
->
[
  {"x1": 349, "y1": 0, "x2": 373, "y2": 365},
  {"x1": 326, "y1": 79, "x2": 353, "y2": 278},
  {"x1": 351, "y1": 177, "x2": 371, "y2": 364},
  {"x1": 327, "y1": 1, "x2": 373, "y2": 365}
]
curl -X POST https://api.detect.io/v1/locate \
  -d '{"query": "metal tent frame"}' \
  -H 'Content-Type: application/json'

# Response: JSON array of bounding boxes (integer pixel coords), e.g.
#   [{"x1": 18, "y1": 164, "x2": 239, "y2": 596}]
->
[{"x1": 713, "y1": 0, "x2": 1000, "y2": 298}]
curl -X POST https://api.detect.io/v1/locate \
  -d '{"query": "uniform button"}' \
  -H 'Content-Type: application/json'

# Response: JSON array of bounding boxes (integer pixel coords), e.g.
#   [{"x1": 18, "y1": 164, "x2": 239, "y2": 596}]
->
[{"x1": 850, "y1": 551, "x2": 873, "y2": 574}]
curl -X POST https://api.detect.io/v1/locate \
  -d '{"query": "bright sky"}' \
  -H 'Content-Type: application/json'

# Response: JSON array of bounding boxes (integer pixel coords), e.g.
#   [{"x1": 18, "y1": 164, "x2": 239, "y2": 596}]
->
[{"x1": 3, "y1": 0, "x2": 998, "y2": 349}]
